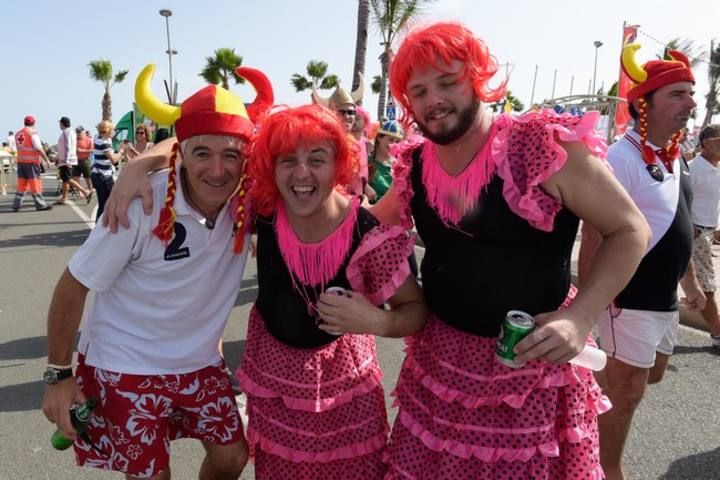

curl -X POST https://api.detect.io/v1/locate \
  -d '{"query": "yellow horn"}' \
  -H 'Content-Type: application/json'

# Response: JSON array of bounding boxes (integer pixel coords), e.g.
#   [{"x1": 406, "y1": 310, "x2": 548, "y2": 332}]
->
[
  {"x1": 311, "y1": 80, "x2": 329, "y2": 108},
  {"x1": 351, "y1": 72, "x2": 364, "y2": 104},
  {"x1": 621, "y1": 43, "x2": 648, "y2": 84},
  {"x1": 135, "y1": 64, "x2": 181, "y2": 125}
]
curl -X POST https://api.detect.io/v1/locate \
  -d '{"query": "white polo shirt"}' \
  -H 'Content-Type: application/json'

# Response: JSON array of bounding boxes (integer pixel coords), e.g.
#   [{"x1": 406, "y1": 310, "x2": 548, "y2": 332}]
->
[
  {"x1": 608, "y1": 130, "x2": 684, "y2": 252},
  {"x1": 689, "y1": 154, "x2": 720, "y2": 228},
  {"x1": 70, "y1": 167, "x2": 249, "y2": 375}
]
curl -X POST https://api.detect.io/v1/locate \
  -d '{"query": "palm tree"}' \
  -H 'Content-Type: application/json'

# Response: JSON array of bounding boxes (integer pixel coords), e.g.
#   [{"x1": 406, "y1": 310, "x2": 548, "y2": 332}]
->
[
  {"x1": 370, "y1": 0, "x2": 434, "y2": 120},
  {"x1": 88, "y1": 60, "x2": 129, "y2": 121},
  {"x1": 701, "y1": 40, "x2": 720, "y2": 129},
  {"x1": 663, "y1": 38, "x2": 705, "y2": 67},
  {"x1": 352, "y1": 0, "x2": 371, "y2": 98},
  {"x1": 371, "y1": 75, "x2": 382, "y2": 94},
  {"x1": 291, "y1": 60, "x2": 339, "y2": 93},
  {"x1": 199, "y1": 48, "x2": 244, "y2": 90}
]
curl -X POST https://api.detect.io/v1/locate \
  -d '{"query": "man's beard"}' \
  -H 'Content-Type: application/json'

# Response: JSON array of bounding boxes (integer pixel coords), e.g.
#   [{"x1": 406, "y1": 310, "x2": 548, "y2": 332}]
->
[{"x1": 414, "y1": 99, "x2": 480, "y2": 145}]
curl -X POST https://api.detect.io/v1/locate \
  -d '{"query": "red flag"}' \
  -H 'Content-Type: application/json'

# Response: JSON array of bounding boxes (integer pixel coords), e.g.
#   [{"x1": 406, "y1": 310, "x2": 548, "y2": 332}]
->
[{"x1": 614, "y1": 24, "x2": 639, "y2": 137}]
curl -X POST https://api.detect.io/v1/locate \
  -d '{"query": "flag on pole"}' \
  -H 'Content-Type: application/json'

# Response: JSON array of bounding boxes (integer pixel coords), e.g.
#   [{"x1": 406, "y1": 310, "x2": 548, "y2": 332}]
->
[{"x1": 614, "y1": 23, "x2": 639, "y2": 137}]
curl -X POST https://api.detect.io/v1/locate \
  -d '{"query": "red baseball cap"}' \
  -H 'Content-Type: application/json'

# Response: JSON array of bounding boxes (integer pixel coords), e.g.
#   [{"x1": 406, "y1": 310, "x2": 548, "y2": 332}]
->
[{"x1": 24, "y1": 115, "x2": 36, "y2": 125}]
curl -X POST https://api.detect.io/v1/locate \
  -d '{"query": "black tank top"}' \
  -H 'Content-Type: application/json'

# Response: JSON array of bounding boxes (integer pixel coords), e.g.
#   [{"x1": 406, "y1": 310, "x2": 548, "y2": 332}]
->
[
  {"x1": 409, "y1": 148, "x2": 579, "y2": 337},
  {"x1": 255, "y1": 208, "x2": 380, "y2": 348}
]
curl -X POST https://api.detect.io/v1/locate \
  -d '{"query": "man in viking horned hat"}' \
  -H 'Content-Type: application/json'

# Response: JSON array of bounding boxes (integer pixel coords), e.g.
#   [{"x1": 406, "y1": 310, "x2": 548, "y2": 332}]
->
[
  {"x1": 312, "y1": 75, "x2": 370, "y2": 198},
  {"x1": 41, "y1": 63, "x2": 273, "y2": 479},
  {"x1": 312, "y1": 74, "x2": 364, "y2": 131},
  {"x1": 579, "y1": 43, "x2": 705, "y2": 480}
]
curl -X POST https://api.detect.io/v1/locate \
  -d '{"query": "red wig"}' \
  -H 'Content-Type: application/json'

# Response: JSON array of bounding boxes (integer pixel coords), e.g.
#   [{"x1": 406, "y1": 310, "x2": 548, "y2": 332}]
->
[
  {"x1": 248, "y1": 104, "x2": 356, "y2": 217},
  {"x1": 390, "y1": 22, "x2": 507, "y2": 124}
]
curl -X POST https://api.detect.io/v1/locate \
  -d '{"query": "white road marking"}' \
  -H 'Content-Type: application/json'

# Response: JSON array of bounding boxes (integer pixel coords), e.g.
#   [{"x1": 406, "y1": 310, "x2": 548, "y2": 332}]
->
[{"x1": 65, "y1": 199, "x2": 96, "y2": 230}]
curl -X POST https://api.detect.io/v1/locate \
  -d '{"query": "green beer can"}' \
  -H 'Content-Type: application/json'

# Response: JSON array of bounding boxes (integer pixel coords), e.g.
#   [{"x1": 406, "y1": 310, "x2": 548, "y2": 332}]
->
[{"x1": 495, "y1": 310, "x2": 535, "y2": 368}]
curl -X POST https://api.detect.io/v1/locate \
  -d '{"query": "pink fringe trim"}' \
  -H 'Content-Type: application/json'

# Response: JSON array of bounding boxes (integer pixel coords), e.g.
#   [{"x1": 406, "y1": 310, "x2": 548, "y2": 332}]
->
[
  {"x1": 237, "y1": 365, "x2": 384, "y2": 413},
  {"x1": 396, "y1": 408, "x2": 597, "y2": 464},
  {"x1": 346, "y1": 225, "x2": 414, "y2": 305},
  {"x1": 419, "y1": 124, "x2": 499, "y2": 225},
  {"x1": 492, "y1": 110, "x2": 608, "y2": 232},
  {"x1": 247, "y1": 426, "x2": 387, "y2": 464},
  {"x1": 274, "y1": 197, "x2": 360, "y2": 286},
  {"x1": 390, "y1": 137, "x2": 424, "y2": 230}
]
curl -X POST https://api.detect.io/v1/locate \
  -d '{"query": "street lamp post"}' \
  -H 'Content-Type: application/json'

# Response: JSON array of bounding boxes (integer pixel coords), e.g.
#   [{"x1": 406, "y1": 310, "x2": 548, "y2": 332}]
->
[
  {"x1": 159, "y1": 9, "x2": 177, "y2": 104},
  {"x1": 592, "y1": 40, "x2": 603, "y2": 97}
]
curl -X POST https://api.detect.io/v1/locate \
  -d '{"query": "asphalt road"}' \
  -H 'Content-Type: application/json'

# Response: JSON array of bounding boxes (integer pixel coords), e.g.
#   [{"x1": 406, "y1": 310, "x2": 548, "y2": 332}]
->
[{"x1": 1, "y1": 172, "x2": 718, "y2": 479}]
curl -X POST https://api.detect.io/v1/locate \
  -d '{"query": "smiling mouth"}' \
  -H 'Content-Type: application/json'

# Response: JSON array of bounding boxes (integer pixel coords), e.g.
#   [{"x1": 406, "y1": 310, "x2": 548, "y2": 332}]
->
[
  {"x1": 426, "y1": 110, "x2": 452, "y2": 122},
  {"x1": 204, "y1": 180, "x2": 228, "y2": 188},
  {"x1": 291, "y1": 185, "x2": 316, "y2": 199}
]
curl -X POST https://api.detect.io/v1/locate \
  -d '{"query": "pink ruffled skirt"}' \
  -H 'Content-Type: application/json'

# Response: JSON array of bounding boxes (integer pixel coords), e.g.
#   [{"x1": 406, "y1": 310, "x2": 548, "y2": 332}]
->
[
  {"x1": 236, "y1": 308, "x2": 389, "y2": 479},
  {"x1": 384, "y1": 314, "x2": 610, "y2": 479}
]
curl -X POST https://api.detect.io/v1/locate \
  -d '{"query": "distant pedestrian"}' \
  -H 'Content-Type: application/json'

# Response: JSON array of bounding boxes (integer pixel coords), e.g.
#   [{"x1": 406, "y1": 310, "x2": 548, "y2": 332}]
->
[
  {"x1": 90, "y1": 120, "x2": 122, "y2": 220},
  {"x1": 689, "y1": 124, "x2": 720, "y2": 347},
  {"x1": 11, "y1": 115, "x2": 52, "y2": 211},
  {"x1": 72, "y1": 126, "x2": 93, "y2": 193},
  {"x1": 122, "y1": 123, "x2": 154, "y2": 162},
  {"x1": 54, "y1": 116, "x2": 91, "y2": 205}
]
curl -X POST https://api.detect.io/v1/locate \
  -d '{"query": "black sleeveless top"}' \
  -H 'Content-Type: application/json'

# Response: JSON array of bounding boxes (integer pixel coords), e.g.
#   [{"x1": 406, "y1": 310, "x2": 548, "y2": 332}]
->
[
  {"x1": 409, "y1": 148, "x2": 579, "y2": 337},
  {"x1": 615, "y1": 159, "x2": 693, "y2": 311},
  {"x1": 255, "y1": 208, "x2": 380, "y2": 348}
]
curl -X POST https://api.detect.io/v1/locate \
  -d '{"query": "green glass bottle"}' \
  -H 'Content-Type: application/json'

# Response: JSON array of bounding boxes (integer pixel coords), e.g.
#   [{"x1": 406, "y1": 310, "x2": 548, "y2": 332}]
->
[{"x1": 50, "y1": 398, "x2": 97, "y2": 450}]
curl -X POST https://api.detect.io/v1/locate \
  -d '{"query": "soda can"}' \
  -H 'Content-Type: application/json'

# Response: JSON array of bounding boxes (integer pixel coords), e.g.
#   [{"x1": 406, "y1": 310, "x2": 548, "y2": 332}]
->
[{"x1": 495, "y1": 310, "x2": 535, "y2": 368}]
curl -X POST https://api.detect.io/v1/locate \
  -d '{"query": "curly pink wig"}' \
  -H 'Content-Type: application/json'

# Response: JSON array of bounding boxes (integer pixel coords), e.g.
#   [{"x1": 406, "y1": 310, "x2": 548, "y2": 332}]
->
[
  {"x1": 248, "y1": 104, "x2": 356, "y2": 217},
  {"x1": 390, "y1": 22, "x2": 507, "y2": 124}
]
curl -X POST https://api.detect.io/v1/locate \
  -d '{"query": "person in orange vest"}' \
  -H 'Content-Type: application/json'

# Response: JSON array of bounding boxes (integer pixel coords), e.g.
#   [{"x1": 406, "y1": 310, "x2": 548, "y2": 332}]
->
[{"x1": 12, "y1": 115, "x2": 52, "y2": 211}]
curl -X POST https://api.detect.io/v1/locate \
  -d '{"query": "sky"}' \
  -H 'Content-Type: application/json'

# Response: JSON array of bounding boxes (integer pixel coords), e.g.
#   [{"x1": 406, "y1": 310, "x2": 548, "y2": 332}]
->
[{"x1": 3, "y1": 0, "x2": 719, "y2": 142}]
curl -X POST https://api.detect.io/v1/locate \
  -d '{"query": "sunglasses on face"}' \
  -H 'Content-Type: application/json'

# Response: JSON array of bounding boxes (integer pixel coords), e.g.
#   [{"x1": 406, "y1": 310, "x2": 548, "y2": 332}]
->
[
  {"x1": 338, "y1": 109, "x2": 356, "y2": 117},
  {"x1": 135, "y1": 131, "x2": 145, "y2": 135}
]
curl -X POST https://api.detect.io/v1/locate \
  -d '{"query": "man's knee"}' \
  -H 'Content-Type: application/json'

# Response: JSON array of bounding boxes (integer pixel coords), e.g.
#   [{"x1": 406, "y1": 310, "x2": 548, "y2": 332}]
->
[
  {"x1": 603, "y1": 361, "x2": 649, "y2": 410},
  {"x1": 647, "y1": 354, "x2": 671, "y2": 384},
  {"x1": 204, "y1": 440, "x2": 249, "y2": 475}
]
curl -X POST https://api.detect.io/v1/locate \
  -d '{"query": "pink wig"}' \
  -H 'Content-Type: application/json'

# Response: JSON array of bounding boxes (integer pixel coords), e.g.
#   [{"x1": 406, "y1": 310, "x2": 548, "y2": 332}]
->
[
  {"x1": 249, "y1": 104, "x2": 356, "y2": 217},
  {"x1": 355, "y1": 106, "x2": 372, "y2": 137},
  {"x1": 390, "y1": 22, "x2": 507, "y2": 124}
]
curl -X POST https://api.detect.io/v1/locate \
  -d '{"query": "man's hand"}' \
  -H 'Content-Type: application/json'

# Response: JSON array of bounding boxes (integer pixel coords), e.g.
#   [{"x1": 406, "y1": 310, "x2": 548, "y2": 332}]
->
[
  {"x1": 316, "y1": 290, "x2": 385, "y2": 336},
  {"x1": 42, "y1": 378, "x2": 87, "y2": 440},
  {"x1": 681, "y1": 283, "x2": 707, "y2": 311},
  {"x1": 513, "y1": 307, "x2": 595, "y2": 365}
]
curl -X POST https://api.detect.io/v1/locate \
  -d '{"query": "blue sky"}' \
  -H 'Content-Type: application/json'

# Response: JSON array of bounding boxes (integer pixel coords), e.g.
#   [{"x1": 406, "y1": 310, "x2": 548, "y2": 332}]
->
[{"x1": 4, "y1": 0, "x2": 718, "y2": 142}]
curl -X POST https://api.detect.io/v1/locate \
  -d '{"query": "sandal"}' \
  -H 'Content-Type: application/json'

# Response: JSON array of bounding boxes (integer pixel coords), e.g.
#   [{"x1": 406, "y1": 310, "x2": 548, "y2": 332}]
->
[{"x1": 86, "y1": 191, "x2": 93, "y2": 205}]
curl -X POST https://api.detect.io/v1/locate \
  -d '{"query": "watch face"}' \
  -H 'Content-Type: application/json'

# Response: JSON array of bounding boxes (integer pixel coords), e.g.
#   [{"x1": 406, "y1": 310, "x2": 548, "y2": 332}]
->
[{"x1": 43, "y1": 368, "x2": 58, "y2": 385}]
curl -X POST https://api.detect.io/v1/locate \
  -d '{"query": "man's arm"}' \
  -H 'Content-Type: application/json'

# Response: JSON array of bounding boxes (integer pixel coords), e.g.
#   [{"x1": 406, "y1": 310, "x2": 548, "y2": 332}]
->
[
  {"x1": 577, "y1": 222, "x2": 603, "y2": 288},
  {"x1": 679, "y1": 261, "x2": 707, "y2": 310},
  {"x1": 41, "y1": 268, "x2": 90, "y2": 440},
  {"x1": 368, "y1": 183, "x2": 401, "y2": 225},
  {"x1": 515, "y1": 141, "x2": 650, "y2": 364},
  {"x1": 31, "y1": 134, "x2": 50, "y2": 164},
  {"x1": 103, "y1": 138, "x2": 176, "y2": 231}
]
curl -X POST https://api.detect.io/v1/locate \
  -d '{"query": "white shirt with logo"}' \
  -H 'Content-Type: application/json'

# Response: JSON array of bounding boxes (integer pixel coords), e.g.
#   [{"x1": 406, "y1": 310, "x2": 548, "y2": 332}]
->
[
  {"x1": 688, "y1": 154, "x2": 720, "y2": 228},
  {"x1": 70, "y1": 168, "x2": 249, "y2": 375}
]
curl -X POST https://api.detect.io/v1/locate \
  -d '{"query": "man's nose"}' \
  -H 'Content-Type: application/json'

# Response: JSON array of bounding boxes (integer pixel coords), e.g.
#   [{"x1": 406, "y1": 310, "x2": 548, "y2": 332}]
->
[
  {"x1": 293, "y1": 160, "x2": 310, "y2": 177},
  {"x1": 209, "y1": 157, "x2": 225, "y2": 176}
]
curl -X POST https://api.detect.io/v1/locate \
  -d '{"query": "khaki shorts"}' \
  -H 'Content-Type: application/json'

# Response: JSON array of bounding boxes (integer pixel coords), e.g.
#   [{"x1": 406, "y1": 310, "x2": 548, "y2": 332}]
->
[
  {"x1": 597, "y1": 305, "x2": 679, "y2": 368},
  {"x1": 692, "y1": 225, "x2": 716, "y2": 293}
]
